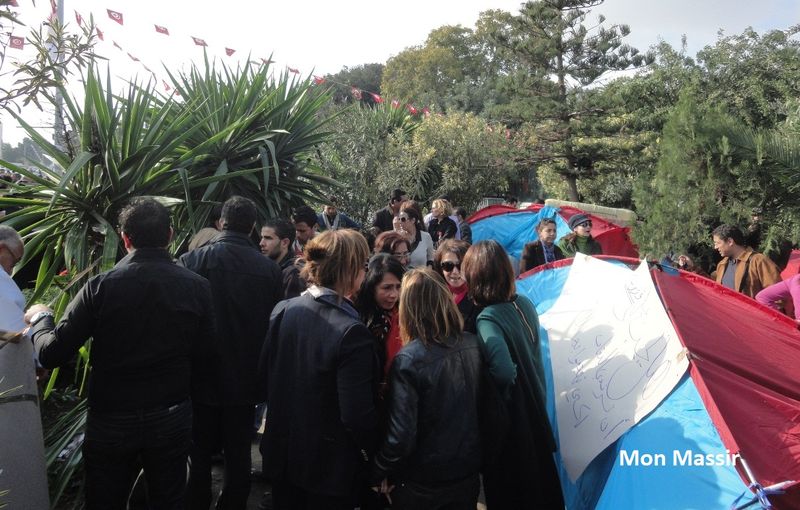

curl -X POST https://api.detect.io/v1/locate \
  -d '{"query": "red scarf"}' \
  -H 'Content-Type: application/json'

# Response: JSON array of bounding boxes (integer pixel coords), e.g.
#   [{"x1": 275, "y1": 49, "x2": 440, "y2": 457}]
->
[{"x1": 448, "y1": 283, "x2": 468, "y2": 305}]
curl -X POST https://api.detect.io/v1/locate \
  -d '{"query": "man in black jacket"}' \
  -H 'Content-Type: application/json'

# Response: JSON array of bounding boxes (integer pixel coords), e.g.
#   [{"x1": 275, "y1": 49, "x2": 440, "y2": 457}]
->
[
  {"x1": 259, "y1": 218, "x2": 306, "y2": 299},
  {"x1": 179, "y1": 196, "x2": 283, "y2": 510},
  {"x1": 26, "y1": 197, "x2": 216, "y2": 510}
]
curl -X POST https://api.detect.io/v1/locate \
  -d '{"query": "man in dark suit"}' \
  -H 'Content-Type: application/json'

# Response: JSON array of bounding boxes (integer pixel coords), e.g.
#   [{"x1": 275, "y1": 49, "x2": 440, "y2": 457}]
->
[{"x1": 180, "y1": 196, "x2": 283, "y2": 510}]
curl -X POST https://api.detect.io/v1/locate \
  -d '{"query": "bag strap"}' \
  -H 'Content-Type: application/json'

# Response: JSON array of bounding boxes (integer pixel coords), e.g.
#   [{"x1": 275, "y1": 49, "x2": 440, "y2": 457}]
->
[{"x1": 512, "y1": 299, "x2": 536, "y2": 345}]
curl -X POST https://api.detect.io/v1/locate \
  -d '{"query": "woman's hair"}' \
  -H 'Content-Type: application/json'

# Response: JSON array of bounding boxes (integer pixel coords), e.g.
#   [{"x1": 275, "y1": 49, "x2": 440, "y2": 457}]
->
[
  {"x1": 462, "y1": 240, "x2": 516, "y2": 306},
  {"x1": 399, "y1": 268, "x2": 463, "y2": 346},
  {"x1": 433, "y1": 239, "x2": 470, "y2": 277},
  {"x1": 373, "y1": 231, "x2": 410, "y2": 255},
  {"x1": 399, "y1": 200, "x2": 425, "y2": 231},
  {"x1": 301, "y1": 229, "x2": 369, "y2": 297},
  {"x1": 356, "y1": 254, "x2": 405, "y2": 316},
  {"x1": 536, "y1": 218, "x2": 557, "y2": 233},
  {"x1": 431, "y1": 198, "x2": 453, "y2": 217}
]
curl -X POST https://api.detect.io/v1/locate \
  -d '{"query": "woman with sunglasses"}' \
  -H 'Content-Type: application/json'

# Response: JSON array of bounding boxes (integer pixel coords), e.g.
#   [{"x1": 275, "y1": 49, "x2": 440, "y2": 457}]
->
[
  {"x1": 520, "y1": 218, "x2": 565, "y2": 273},
  {"x1": 356, "y1": 254, "x2": 406, "y2": 381},
  {"x1": 393, "y1": 201, "x2": 434, "y2": 269},
  {"x1": 462, "y1": 240, "x2": 564, "y2": 510},
  {"x1": 434, "y1": 240, "x2": 480, "y2": 333},
  {"x1": 557, "y1": 213, "x2": 603, "y2": 258},
  {"x1": 370, "y1": 268, "x2": 483, "y2": 509},
  {"x1": 373, "y1": 231, "x2": 412, "y2": 269}
]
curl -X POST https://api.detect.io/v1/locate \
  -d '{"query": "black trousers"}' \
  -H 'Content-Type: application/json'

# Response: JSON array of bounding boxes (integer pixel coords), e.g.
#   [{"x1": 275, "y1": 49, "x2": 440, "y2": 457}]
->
[
  {"x1": 391, "y1": 475, "x2": 480, "y2": 510},
  {"x1": 271, "y1": 480, "x2": 354, "y2": 510},
  {"x1": 187, "y1": 403, "x2": 256, "y2": 510},
  {"x1": 83, "y1": 399, "x2": 192, "y2": 510}
]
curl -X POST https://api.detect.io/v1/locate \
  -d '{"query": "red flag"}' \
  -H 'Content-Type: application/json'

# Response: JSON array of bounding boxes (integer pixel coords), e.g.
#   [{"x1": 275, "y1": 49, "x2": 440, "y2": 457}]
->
[
  {"x1": 407, "y1": 104, "x2": 418, "y2": 115},
  {"x1": 313, "y1": 76, "x2": 326, "y2": 85},
  {"x1": 191, "y1": 36, "x2": 207, "y2": 47},
  {"x1": 113, "y1": 41, "x2": 122, "y2": 50},
  {"x1": 9, "y1": 36, "x2": 24, "y2": 50},
  {"x1": 422, "y1": 106, "x2": 430, "y2": 117},
  {"x1": 9, "y1": 0, "x2": 18, "y2": 6},
  {"x1": 288, "y1": 67, "x2": 300, "y2": 74},
  {"x1": 163, "y1": 80, "x2": 172, "y2": 92},
  {"x1": 127, "y1": 53, "x2": 139, "y2": 62},
  {"x1": 96, "y1": 27, "x2": 104, "y2": 40},
  {"x1": 75, "y1": 11, "x2": 83, "y2": 26},
  {"x1": 351, "y1": 87, "x2": 362, "y2": 100},
  {"x1": 107, "y1": 9, "x2": 123, "y2": 25},
  {"x1": 225, "y1": 48, "x2": 235, "y2": 56},
  {"x1": 370, "y1": 93, "x2": 384, "y2": 104},
  {"x1": 154, "y1": 25, "x2": 169, "y2": 35}
]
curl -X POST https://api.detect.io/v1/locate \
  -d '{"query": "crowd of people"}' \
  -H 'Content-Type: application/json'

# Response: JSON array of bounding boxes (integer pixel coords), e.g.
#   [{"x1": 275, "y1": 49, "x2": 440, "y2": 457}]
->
[{"x1": 1, "y1": 187, "x2": 796, "y2": 510}]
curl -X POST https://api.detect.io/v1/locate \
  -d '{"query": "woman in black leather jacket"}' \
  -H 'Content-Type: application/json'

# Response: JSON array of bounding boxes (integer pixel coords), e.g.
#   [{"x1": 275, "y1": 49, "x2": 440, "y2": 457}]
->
[{"x1": 370, "y1": 268, "x2": 483, "y2": 510}]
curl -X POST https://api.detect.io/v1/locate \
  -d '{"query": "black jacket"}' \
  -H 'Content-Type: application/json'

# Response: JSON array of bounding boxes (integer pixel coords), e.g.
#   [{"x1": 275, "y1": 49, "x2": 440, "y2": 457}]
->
[
  {"x1": 30, "y1": 248, "x2": 216, "y2": 412},
  {"x1": 259, "y1": 287, "x2": 381, "y2": 497},
  {"x1": 428, "y1": 216, "x2": 458, "y2": 245},
  {"x1": 520, "y1": 240, "x2": 565, "y2": 273},
  {"x1": 276, "y1": 253, "x2": 306, "y2": 300},
  {"x1": 372, "y1": 206, "x2": 395, "y2": 233},
  {"x1": 178, "y1": 231, "x2": 282, "y2": 405},
  {"x1": 371, "y1": 333, "x2": 483, "y2": 485}
]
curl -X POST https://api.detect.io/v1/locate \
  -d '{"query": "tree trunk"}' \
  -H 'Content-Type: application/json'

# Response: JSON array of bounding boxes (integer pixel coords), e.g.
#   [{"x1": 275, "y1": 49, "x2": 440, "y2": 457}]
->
[{"x1": 565, "y1": 174, "x2": 579, "y2": 202}]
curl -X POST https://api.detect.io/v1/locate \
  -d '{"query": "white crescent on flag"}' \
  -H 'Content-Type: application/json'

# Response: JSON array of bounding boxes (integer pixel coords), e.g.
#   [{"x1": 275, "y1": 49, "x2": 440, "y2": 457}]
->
[{"x1": 107, "y1": 9, "x2": 123, "y2": 25}]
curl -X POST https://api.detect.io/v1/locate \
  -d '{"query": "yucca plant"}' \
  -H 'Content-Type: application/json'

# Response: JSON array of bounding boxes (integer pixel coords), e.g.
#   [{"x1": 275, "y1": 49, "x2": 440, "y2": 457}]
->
[{"x1": 163, "y1": 55, "x2": 338, "y2": 241}]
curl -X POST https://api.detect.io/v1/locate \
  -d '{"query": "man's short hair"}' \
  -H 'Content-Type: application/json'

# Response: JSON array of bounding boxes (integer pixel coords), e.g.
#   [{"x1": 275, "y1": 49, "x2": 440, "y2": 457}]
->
[
  {"x1": 221, "y1": 196, "x2": 257, "y2": 234},
  {"x1": 292, "y1": 205, "x2": 318, "y2": 228},
  {"x1": 390, "y1": 189, "x2": 406, "y2": 203},
  {"x1": 0, "y1": 225, "x2": 22, "y2": 252},
  {"x1": 712, "y1": 224, "x2": 745, "y2": 246},
  {"x1": 455, "y1": 207, "x2": 468, "y2": 220},
  {"x1": 263, "y1": 218, "x2": 296, "y2": 244},
  {"x1": 119, "y1": 197, "x2": 171, "y2": 248}
]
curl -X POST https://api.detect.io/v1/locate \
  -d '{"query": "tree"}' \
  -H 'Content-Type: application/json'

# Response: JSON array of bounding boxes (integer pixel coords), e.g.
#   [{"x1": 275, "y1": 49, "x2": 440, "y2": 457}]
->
[
  {"x1": 324, "y1": 63, "x2": 384, "y2": 105},
  {"x1": 488, "y1": 0, "x2": 653, "y2": 201},
  {"x1": 381, "y1": 43, "x2": 464, "y2": 110}
]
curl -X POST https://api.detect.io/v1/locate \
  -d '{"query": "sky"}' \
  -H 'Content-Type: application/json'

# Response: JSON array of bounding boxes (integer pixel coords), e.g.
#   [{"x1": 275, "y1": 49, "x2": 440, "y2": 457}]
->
[{"x1": 1, "y1": 0, "x2": 798, "y2": 146}]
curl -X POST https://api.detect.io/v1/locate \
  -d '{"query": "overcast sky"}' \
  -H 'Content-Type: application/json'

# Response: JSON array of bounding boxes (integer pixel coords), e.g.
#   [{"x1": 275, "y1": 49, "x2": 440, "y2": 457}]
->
[{"x1": 1, "y1": 0, "x2": 798, "y2": 145}]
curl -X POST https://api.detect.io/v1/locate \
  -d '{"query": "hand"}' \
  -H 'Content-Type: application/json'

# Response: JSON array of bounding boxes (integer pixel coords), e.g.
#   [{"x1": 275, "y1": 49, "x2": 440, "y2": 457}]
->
[
  {"x1": 24, "y1": 304, "x2": 53, "y2": 324},
  {"x1": 371, "y1": 478, "x2": 395, "y2": 504}
]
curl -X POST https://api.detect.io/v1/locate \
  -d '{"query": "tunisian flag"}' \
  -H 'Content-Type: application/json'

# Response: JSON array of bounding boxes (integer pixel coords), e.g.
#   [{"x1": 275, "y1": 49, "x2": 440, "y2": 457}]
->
[
  {"x1": 107, "y1": 9, "x2": 123, "y2": 25},
  {"x1": 225, "y1": 48, "x2": 236, "y2": 56},
  {"x1": 370, "y1": 93, "x2": 384, "y2": 104},
  {"x1": 9, "y1": 36, "x2": 24, "y2": 50},
  {"x1": 191, "y1": 36, "x2": 207, "y2": 47},
  {"x1": 155, "y1": 25, "x2": 169, "y2": 35}
]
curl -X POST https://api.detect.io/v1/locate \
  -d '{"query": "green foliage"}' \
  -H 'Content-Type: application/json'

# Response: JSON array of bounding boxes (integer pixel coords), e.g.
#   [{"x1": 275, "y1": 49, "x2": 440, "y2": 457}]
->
[
  {"x1": 315, "y1": 102, "x2": 420, "y2": 223},
  {"x1": 632, "y1": 91, "x2": 800, "y2": 260},
  {"x1": 324, "y1": 63, "x2": 384, "y2": 105}
]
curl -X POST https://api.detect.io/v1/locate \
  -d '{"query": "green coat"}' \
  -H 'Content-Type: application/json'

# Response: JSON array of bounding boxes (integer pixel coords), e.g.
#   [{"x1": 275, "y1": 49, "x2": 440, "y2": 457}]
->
[{"x1": 558, "y1": 233, "x2": 603, "y2": 258}]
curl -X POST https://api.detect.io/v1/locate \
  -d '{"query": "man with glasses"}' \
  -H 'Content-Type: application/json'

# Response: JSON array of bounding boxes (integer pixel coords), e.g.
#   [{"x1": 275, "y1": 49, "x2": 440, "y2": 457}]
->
[
  {"x1": 0, "y1": 225, "x2": 50, "y2": 509},
  {"x1": 558, "y1": 213, "x2": 603, "y2": 258}
]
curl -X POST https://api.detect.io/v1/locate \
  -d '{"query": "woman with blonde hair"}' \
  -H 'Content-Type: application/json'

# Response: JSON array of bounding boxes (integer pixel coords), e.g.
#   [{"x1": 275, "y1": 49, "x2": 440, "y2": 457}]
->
[
  {"x1": 260, "y1": 229, "x2": 381, "y2": 509},
  {"x1": 428, "y1": 198, "x2": 457, "y2": 246},
  {"x1": 462, "y1": 240, "x2": 564, "y2": 510},
  {"x1": 370, "y1": 268, "x2": 483, "y2": 510}
]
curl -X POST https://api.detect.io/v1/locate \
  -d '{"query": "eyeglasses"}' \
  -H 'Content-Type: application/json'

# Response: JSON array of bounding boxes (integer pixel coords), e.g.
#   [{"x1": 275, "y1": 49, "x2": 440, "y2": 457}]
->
[
  {"x1": 393, "y1": 251, "x2": 410, "y2": 259},
  {"x1": 440, "y1": 261, "x2": 461, "y2": 272},
  {"x1": 577, "y1": 221, "x2": 592, "y2": 228}
]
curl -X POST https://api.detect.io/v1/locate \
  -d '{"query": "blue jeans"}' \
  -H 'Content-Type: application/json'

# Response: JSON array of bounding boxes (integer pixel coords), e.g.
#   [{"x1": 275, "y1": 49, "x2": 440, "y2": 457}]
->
[{"x1": 82, "y1": 400, "x2": 192, "y2": 510}]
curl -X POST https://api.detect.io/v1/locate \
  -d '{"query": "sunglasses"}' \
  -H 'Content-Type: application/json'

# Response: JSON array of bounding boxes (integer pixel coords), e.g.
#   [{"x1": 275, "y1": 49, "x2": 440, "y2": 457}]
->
[
  {"x1": 440, "y1": 261, "x2": 461, "y2": 272},
  {"x1": 396, "y1": 216, "x2": 410, "y2": 223},
  {"x1": 577, "y1": 221, "x2": 592, "y2": 228}
]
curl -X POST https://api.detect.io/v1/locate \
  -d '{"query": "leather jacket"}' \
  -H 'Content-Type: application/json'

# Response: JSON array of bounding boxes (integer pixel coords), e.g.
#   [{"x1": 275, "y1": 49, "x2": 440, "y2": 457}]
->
[{"x1": 372, "y1": 332, "x2": 483, "y2": 484}]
